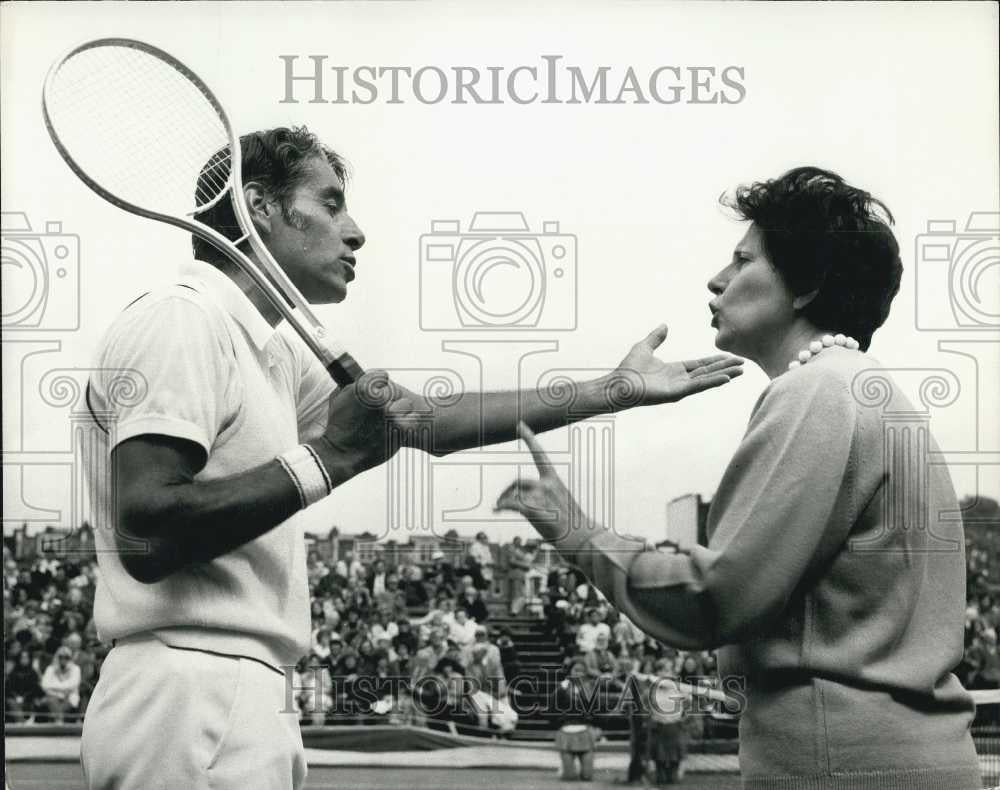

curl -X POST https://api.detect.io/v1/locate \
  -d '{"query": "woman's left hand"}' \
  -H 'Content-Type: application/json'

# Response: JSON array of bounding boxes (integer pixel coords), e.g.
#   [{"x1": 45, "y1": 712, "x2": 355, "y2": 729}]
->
[{"x1": 494, "y1": 422, "x2": 591, "y2": 544}]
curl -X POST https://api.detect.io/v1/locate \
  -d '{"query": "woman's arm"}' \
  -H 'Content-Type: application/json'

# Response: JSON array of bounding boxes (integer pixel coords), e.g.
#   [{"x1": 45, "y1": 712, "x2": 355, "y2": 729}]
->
[{"x1": 497, "y1": 364, "x2": 860, "y2": 649}]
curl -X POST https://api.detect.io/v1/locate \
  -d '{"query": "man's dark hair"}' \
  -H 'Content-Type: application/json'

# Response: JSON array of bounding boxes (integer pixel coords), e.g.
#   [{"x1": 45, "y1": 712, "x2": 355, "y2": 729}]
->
[
  {"x1": 721, "y1": 166, "x2": 902, "y2": 351},
  {"x1": 192, "y1": 126, "x2": 347, "y2": 265}
]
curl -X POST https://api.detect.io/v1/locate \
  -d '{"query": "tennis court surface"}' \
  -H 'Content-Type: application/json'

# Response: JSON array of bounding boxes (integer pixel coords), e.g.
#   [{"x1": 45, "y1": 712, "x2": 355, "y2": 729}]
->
[{"x1": 5, "y1": 762, "x2": 741, "y2": 789}]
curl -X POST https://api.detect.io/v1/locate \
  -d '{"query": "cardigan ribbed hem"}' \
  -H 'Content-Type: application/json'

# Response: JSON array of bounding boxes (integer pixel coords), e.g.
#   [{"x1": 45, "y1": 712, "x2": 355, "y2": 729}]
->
[{"x1": 742, "y1": 764, "x2": 982, "y2": 790}]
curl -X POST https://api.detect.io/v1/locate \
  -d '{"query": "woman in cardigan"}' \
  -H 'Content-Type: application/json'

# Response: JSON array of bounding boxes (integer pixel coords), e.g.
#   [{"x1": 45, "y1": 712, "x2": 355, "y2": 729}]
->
[{"x1": 497, "y1": 167, "x2": 980, "y2": 790}]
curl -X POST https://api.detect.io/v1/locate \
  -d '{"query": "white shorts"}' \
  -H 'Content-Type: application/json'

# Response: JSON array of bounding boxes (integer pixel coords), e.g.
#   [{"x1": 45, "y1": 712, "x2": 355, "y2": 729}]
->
[{"x1": 81, "y1": 635, "x2": 306, "y2": 790}]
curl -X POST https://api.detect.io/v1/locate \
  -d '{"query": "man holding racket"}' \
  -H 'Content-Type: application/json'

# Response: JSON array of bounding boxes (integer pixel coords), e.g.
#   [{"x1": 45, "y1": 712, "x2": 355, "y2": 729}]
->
[{"x1": 79, "y1": 126, "x2": 741, "y2": 790}]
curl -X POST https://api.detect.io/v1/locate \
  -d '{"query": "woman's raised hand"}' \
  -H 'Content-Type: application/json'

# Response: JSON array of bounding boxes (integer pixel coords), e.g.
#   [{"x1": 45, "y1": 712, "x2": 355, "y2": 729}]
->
[{"x1": 494, "y1": 422, "x2": 591, "y2": 544}]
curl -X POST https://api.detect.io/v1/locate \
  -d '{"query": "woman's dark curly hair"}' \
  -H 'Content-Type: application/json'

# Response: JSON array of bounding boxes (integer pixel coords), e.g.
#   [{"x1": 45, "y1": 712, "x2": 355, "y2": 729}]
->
[
  {"x1": 721, "y1": 166, "x2": 902, "y2": 351},
  {"x1": 192, "y1": 126, "x2": 347, "y2": 265}
]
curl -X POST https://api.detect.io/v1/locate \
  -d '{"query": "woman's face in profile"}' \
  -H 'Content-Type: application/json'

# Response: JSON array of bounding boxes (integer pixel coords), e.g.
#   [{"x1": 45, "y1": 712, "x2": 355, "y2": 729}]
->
[{"x1": 708, "y1": 224, "x2": 798, "y2": 360}]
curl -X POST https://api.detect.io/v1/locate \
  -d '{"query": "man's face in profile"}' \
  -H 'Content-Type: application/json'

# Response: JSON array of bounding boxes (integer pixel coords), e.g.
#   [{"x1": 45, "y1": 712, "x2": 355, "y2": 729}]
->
[{"x1": 264, "y1": 156, "x2": 365, "y2": 305}]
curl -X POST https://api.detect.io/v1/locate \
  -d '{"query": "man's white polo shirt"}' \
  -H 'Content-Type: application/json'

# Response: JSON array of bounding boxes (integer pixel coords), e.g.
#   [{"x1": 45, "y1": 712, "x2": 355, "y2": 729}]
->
[{"x1": 85, "y1": 260, "x2": 335, "y2": 669}]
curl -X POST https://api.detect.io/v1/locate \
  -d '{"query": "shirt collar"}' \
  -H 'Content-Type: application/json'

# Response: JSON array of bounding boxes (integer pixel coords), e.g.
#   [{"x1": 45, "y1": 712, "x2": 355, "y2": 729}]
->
[{"x1": 179, "y1": 260, "x2": 277, "y2": 352}]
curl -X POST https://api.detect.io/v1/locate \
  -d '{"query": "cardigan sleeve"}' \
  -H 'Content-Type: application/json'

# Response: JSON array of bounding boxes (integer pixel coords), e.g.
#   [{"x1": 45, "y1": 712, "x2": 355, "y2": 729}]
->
[{"x1": 554, "y1": 364, "x2": 860, "y2": 650}]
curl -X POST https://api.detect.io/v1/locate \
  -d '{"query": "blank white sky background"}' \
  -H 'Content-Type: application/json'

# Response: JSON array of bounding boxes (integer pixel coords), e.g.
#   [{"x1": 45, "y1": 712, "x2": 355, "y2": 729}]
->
[{"x1": 2, "y1": 1, "x2": 998, "y2": 543}]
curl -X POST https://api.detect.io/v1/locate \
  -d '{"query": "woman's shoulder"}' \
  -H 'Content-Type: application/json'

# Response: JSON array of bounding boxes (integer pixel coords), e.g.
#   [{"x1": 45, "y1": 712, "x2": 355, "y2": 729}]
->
[
  {"x1": 757, "y1": 347, "x2": 928, "y2": 450},
  {"x1": 765, "y1": 346, "x2": 881, "y2": 402},
  {"x1": 748, "y1": 348, "x2": 885, "y2": 431}
]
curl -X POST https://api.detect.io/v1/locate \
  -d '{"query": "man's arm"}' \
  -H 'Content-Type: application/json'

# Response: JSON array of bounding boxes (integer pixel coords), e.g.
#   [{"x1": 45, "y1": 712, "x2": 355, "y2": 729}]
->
[
  {"x1": 396, "y1": 325, "x2": 742, "y2": 456},
  {"x1": 113, "y1": 435, "x2": 319, "y2": 583},
  {"x1": 93, "y1": 295, "x2": 412, "y2": 584},
  {"x1": 114, "y1": 372, "x2": 409, "y2": 584}
]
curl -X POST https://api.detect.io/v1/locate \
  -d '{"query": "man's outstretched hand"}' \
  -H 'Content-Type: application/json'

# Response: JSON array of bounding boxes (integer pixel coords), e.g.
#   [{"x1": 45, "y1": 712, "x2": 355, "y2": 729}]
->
[{"x1": 604, "y1": 324, "x2": 743, "y2": 408}]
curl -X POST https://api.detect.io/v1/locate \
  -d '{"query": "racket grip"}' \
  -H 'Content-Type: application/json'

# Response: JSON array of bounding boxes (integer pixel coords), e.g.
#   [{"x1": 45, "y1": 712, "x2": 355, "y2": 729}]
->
[{"x1": 326, "y1": 353, "x2": 365, "y2": 387}]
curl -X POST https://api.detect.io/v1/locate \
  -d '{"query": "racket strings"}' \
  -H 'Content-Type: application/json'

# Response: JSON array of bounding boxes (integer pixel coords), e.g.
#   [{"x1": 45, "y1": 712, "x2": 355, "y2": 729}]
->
[
  {"x1": 45, "y1": 44, "x2": 231, "y2": 216},
  {"x1": 196, "y1": 148, "x2": 232, "y2": 209}
]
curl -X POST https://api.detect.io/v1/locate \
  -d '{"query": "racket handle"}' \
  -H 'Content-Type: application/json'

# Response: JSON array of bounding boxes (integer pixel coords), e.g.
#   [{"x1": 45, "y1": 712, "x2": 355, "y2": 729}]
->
[{"x1": 326, "y1": 353, "x2": 364, "y2": 386}]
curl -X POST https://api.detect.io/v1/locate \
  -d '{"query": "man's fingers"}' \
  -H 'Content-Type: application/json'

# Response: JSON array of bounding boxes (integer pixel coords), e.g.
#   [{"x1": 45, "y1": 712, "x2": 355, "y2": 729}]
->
[
  {"x1": 682, "y1": 354, "x2": 729, "y2": 370},
  {"x1": 683, "y1": 354, "x2": 743, "y2": 373},
  {"x1": 691, "y1": 358, "x2": 744, "y2": 379},
  {"x1": 386, "y1": 396, "x2": 415, "y2": 417},
  {"x1": 355, "y1": 369, "x2": 398, "y2": 407},
  {"x1": 517, "y1": 421, "x2": 556, "y2": 478},
  {"x1": 639, "y1": 323, "x2": 669, "y2": 352},
  {"x1": 689, "y1": 360, "x2": 744, "y2": 380},
  {"x1": 683, "y1": 373, "x2": 734, "y2": 394},
  {"x1": 359, "y1": 369, "x2": 390, "y2": 388}
]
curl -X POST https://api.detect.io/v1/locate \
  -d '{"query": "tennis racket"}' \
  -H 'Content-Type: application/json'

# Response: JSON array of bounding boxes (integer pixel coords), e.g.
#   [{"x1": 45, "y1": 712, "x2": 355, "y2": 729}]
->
[{"x1": 42, "y1": 37, "x2": 363, "y2": 386}]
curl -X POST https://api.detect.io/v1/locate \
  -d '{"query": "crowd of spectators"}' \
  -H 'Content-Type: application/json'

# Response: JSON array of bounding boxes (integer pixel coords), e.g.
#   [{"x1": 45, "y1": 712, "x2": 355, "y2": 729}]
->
[
  {"x1": 539, "y1": 564, "x2": 728, "y2": 740},
  {"x1": 2, "y1": 538, "x2": 514, "y2": 729},
  {"x1": 542, "y1": 566, "x2": 717, "y2": 676},
  {"x1": 4, "y1": 549, "x2": 104, "y2": 724},
  {"x1": 289, "y1": 543, "x2": 516, "y2": 731},
  {"x1": 959, "y1": 536, "x2": 1000, "y2": 691},
  {"x1": 7, "y1": 518, "x2": 1000, "y2": 731}
]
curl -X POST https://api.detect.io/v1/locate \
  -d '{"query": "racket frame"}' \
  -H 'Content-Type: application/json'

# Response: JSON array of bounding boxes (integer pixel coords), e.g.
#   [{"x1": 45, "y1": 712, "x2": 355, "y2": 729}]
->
[{"x1": 42, "y1": 37, "x2": 362, "y2": 385}]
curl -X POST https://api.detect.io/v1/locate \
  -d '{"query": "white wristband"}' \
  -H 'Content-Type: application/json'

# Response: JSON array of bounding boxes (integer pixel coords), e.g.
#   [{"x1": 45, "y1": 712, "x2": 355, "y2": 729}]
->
[{"x1": 278, "y1": 444, "x2": 332, "y2": 508}]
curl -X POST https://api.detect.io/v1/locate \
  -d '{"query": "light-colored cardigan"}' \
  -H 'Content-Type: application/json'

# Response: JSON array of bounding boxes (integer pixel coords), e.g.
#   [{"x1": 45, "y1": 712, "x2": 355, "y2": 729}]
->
[{"x1": 557, "y1": 346, "x2": 980, "y2": 789}]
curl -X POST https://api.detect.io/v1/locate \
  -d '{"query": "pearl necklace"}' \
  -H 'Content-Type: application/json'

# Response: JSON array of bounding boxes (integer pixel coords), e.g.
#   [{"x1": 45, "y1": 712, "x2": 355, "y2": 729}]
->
[{"x1": 788, "y1": 333, "x2": 860, "y2": 370}]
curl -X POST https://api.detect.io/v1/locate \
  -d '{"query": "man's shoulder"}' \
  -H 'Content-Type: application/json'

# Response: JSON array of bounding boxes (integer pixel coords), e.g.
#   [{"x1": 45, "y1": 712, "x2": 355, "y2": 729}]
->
[
  {"x1": 97, "y1": 281, "x2": 225, "y2": 349},
  {"x1": 117, "y1": 278, "x2": 218, "y2": 314}
]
